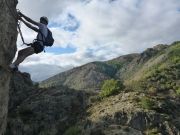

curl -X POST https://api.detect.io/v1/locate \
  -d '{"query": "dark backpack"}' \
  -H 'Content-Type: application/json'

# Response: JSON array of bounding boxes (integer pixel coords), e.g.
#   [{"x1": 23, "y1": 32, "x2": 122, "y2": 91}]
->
[{"x1": 39, "y1": 29, "x2": 54, "y2": 47}]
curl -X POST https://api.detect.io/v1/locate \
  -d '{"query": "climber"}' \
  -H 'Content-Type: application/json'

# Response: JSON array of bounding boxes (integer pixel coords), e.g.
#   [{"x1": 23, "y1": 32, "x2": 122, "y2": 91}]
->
[{"x1": 9, "y1": 11, "x2": 54, "y2": 71}]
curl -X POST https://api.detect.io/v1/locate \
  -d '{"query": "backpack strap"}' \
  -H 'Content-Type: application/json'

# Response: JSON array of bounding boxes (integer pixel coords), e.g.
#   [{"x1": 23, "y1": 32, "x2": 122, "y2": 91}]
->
[{"x1": 38, "y1": 30, "x2": 46, "y2": 44}]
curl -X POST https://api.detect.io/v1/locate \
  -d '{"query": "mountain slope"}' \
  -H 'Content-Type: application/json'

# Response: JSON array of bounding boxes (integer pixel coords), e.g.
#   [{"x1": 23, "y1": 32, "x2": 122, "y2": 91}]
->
[
  {"x1": 40, "y1": 62, "x2": 117, "y2": 91},
  {"x1": 125, "y1": 42, "x2": 180, "y2": 96},
  {"x1": 7, "y1": 42, "x2": 180, "y2": 135},
  {"x1": 108, "y1": 44, "x2": 168, "y2": 81},
  {"x1": 40, "y1": 43, "x2": 172, "y2": 93},
  {"x1": 77, "y1": 42, "x2": 180, "y2": 135}
]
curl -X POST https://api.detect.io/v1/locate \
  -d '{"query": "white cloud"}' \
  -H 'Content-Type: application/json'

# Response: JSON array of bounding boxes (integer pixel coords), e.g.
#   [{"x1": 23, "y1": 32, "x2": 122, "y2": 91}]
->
[
  {"x1": 16, "y1": 0, "x2": 180, "y2": 81},
  {"x1": 20, "y1": 64, "x2": 73, "y2": 82}
]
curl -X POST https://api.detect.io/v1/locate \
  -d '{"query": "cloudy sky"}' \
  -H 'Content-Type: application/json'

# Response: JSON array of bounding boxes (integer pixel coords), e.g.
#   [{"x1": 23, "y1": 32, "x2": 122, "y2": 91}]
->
[{"x1": 16, "y1": 0, "x2": 180, "y2": 82}]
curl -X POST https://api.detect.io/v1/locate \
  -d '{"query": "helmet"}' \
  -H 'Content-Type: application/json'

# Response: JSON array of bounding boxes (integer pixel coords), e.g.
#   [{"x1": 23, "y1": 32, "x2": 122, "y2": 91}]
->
[{"x1": 40, "y1": 16, "x2": 49, "y2": 24}]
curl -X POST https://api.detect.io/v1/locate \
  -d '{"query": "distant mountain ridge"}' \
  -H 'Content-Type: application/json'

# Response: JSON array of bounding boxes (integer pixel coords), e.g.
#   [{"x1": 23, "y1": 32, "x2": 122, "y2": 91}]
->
[{"x1": 40, "y1": 43, "x2": 170, "y2": 91}]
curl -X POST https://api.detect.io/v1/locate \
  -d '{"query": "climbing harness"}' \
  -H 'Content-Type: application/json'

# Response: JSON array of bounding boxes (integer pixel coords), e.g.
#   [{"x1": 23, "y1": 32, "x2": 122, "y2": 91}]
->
[{"x1": 4, "y1": 0, "x2": 28, "y2": 46}]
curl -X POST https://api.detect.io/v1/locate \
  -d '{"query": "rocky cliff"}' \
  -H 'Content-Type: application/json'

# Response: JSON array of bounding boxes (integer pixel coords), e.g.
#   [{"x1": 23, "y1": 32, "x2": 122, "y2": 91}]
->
[
  {"x1": 6, "y1": 72, "x2": 92, "y2": 135},
  {"x1": 0, "y1": 0, "x2": 18, "y2": 134}
]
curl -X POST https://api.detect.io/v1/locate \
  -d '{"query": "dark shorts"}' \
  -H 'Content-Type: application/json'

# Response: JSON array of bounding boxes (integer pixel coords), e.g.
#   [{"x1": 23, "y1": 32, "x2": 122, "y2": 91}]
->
[{"x1": 31, "y1": 41, "x2": 44, "y2": 54}]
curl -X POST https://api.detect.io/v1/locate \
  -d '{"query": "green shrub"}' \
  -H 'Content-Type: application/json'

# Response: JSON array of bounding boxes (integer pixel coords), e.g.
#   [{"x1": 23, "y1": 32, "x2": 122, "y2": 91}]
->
[
  {"x1": 107, "y1": 61, "x2": 123, "y2": 69},
  {"x1": 63, "y1": 126, "x2": 81, "y2": 135},
  {"x1": 140, "y1": 97, "x2": 155, "y2": 110},
  {"x1": 148, "y1": 87, "x2": 157, "y2": 95},
  {"x1": 100, "y1": 79, "x2": 124, "y2": 98},
  {"x1": 176, "y1": 87, "x2": 180, "y2": 95},
  {"x1": 168, "y1": 44, "x2": 180, "y2": 64},
  {"x1": 145, "y1": 127, "x2": 160, "y2": 135},
  {"x1": 126, "y1": 80, "x2": 145, "y2": 92}
]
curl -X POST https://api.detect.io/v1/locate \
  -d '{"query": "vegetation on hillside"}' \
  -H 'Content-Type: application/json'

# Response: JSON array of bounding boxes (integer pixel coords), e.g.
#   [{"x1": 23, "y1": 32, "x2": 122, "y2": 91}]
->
[
  {"x1": 63, "y1": 126, "x2": 82, "y2": 135},
  {"x1": 41, "y1": 42, "x2": 180, "y2": 99},
  {"x1": 140, "y1": 96, "x2": 155, "y2": 110},
  {"x1": 107, "y1": 61, "x2": 124, "y2": 70},
  {"x1": 92, "y1": 62, "x2": 117, "y2": 77},
  {"x1": 126, "y1": 43, "x2": 180, "y2": 97},
  {"x1": 100, "y1": 79, "x2": 125, "y2": 98}
]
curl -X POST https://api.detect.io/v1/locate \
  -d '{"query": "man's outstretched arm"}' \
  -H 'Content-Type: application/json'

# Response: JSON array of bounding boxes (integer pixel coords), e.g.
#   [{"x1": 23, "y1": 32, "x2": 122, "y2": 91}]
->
[
  {"x1": 18, "y1": 11, "x2": 39, "y2": 26},
  {"x1": 21, "y1": 18, "x2": 39, "y2": 32}
]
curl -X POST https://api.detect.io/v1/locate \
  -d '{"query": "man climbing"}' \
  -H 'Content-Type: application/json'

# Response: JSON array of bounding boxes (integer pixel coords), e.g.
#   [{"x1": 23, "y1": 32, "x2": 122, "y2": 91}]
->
[{"x1": 10, "y1": 12, "x2": 52, "y2": 71}]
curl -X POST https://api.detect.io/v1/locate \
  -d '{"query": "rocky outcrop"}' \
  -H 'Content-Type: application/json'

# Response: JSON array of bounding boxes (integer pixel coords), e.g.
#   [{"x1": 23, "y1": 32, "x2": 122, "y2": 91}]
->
[
  {"x1": 8, "y1": 72, "x2": 34, "y2": 111},
  {"x1": 6, "y1": 72, "x2": 90, "y2": 135},
  {"x1": 0, "y1": 0, "x2": 18, "y2": 134},
  {"x1": 80, "y1": 92, "x2": 180, "y2": 135}
]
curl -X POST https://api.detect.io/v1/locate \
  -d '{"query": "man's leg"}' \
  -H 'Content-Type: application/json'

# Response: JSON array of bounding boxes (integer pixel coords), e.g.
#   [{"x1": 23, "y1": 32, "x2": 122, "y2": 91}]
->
[{"x1": 13, "y1": 47, "x2": 35, "y2": 66}]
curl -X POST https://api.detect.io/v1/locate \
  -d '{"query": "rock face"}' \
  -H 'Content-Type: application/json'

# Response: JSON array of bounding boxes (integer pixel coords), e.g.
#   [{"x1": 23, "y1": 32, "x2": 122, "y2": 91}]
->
[
  {"x1": 6, "y1": 72, "x2": 90, "y2": 135},
  {"x1": 0, "y1": 0, "x2": 18, "y2": 134},
  {"x1": 8, "y1": 72, "x2": 34, "y2": 111},
  {"x1": 80, "y1": 92, "x2": 180, "y2": 135}
]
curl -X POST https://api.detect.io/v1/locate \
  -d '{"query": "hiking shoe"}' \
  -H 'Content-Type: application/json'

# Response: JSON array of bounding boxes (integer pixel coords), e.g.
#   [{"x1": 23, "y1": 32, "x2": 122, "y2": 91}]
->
[{"x1": 9, "y1": 64, "x2": 18, "y2": 72}]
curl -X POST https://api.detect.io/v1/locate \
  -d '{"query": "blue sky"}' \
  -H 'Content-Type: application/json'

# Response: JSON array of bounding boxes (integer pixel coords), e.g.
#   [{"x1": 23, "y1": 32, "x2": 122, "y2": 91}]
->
[
  {"x1": 46, "y1": 46, "x2": 76, "y2": 54},
  {"x1": 17, "y1": 0, "x2": 180, "y2": 81}
]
